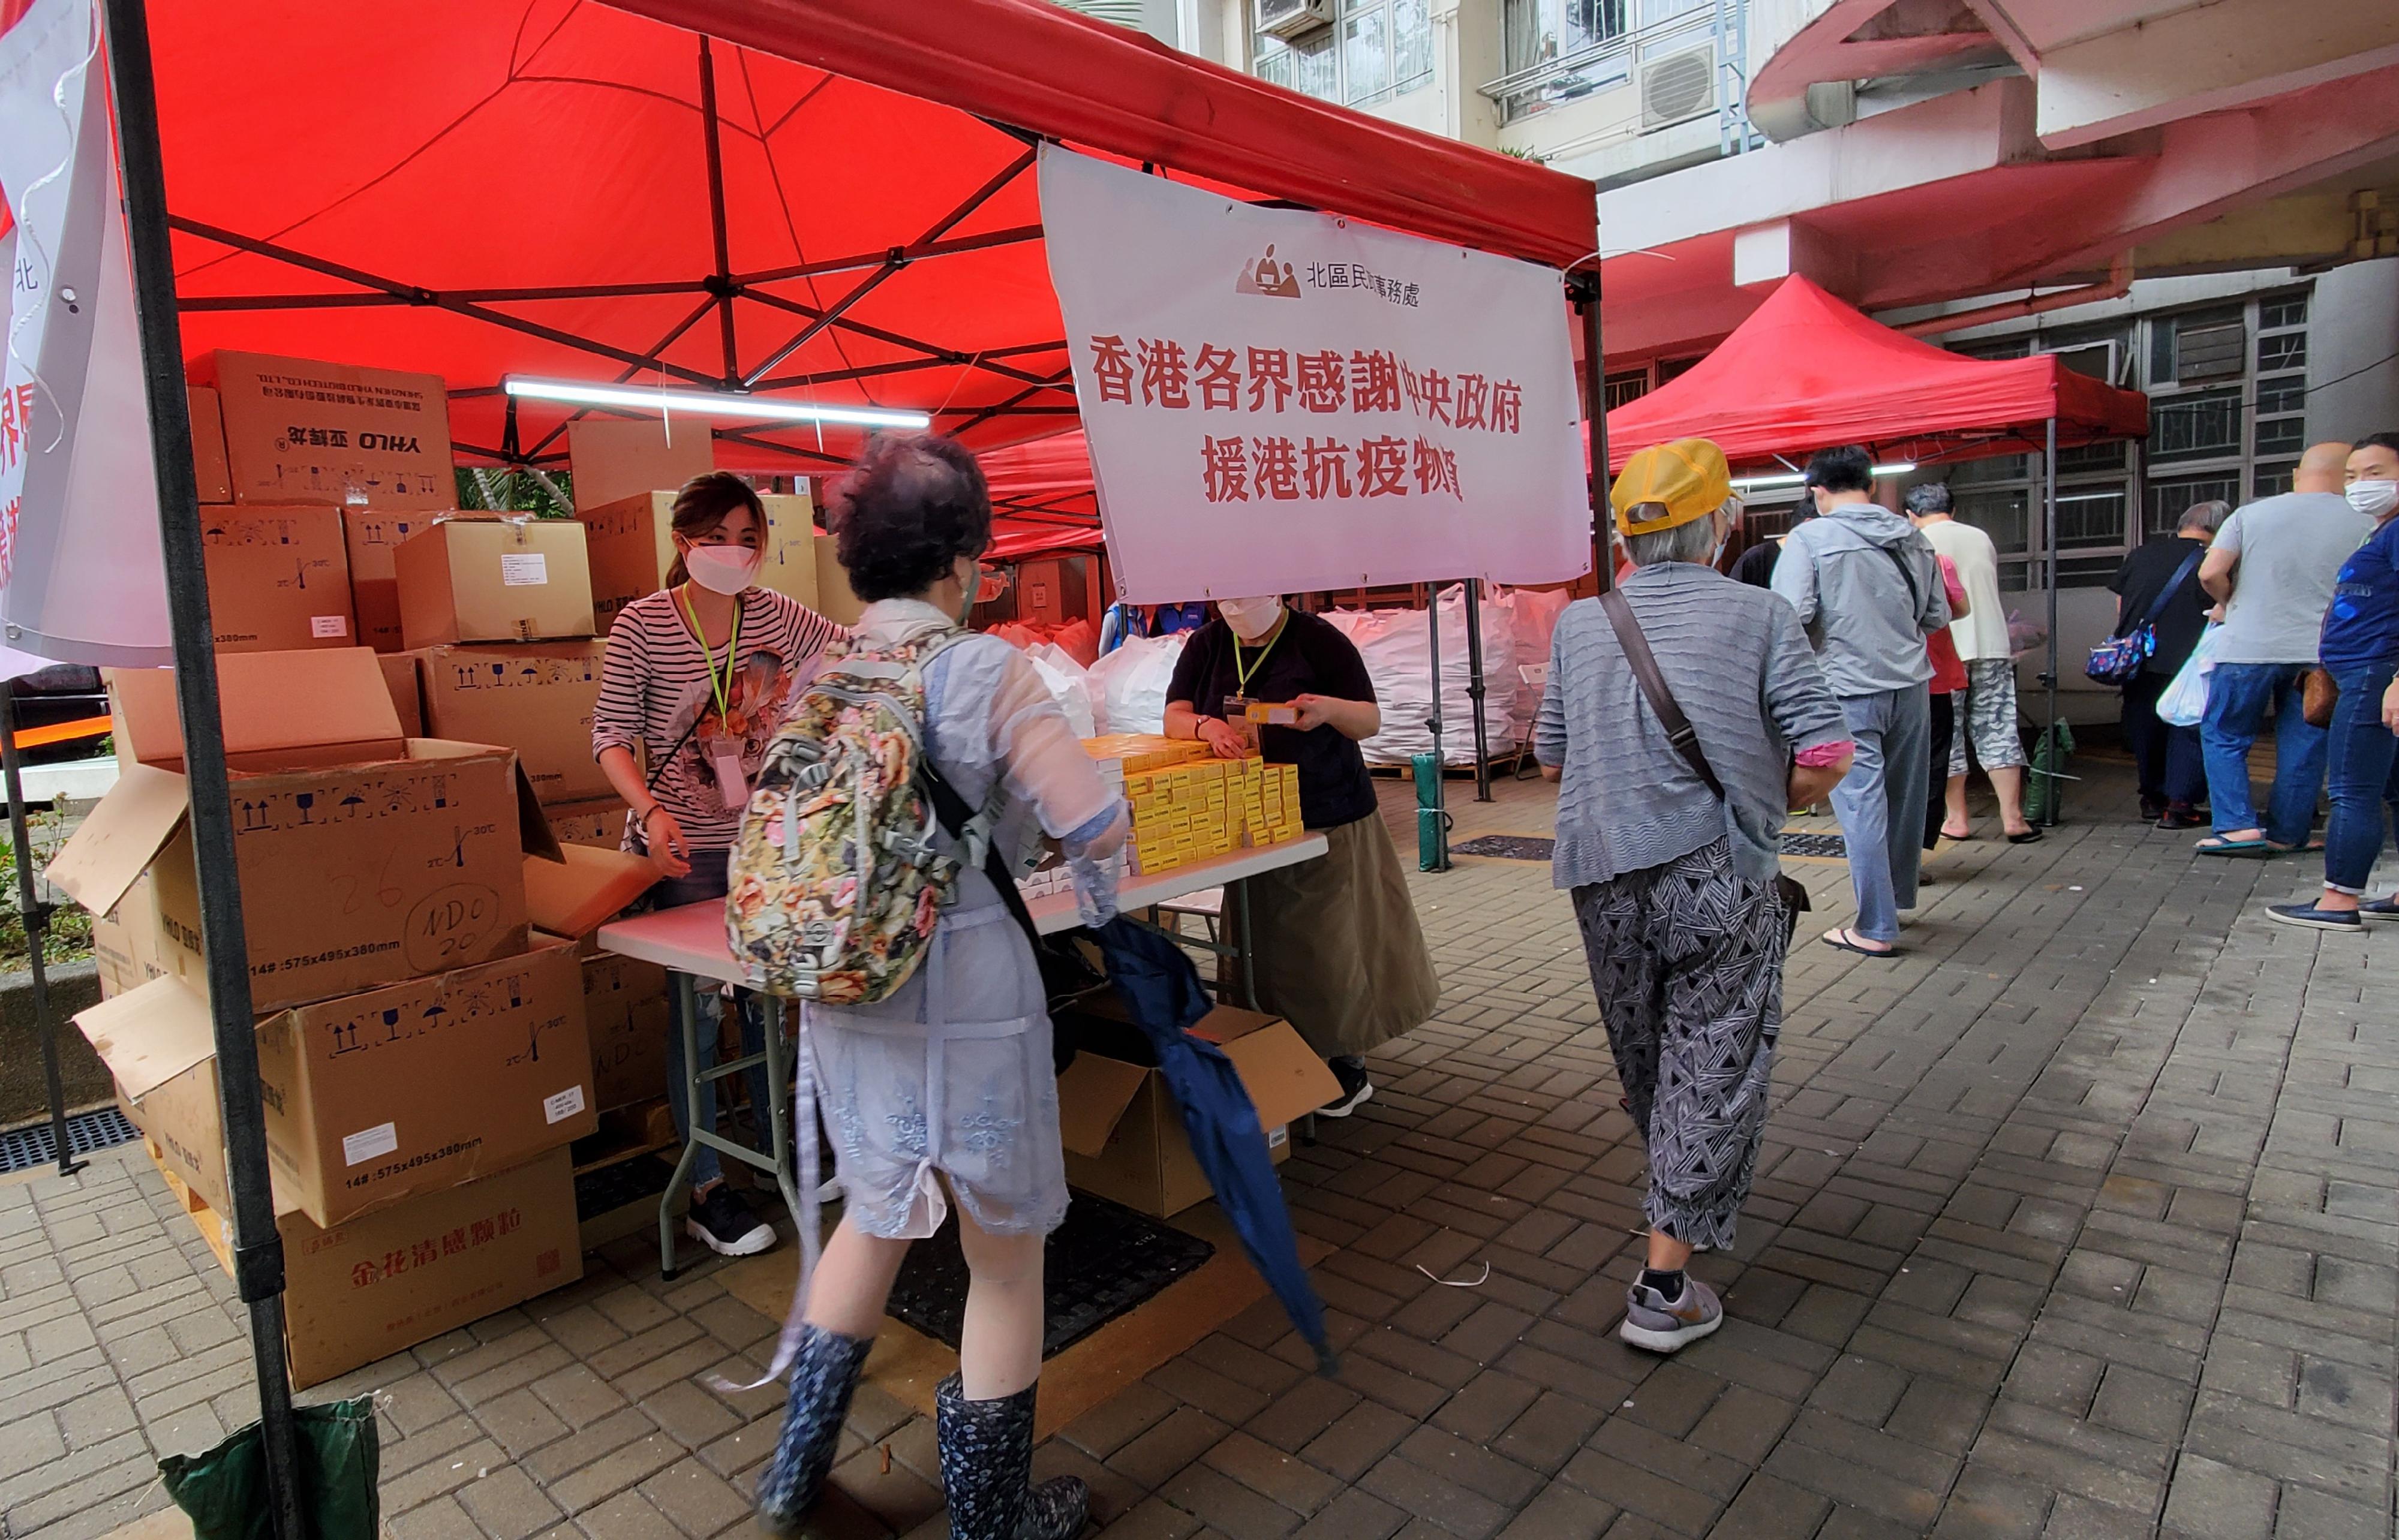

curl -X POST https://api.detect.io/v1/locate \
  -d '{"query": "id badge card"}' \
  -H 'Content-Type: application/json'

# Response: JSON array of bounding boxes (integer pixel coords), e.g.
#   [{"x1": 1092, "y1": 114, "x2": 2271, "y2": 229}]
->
[{"x1": 709, "y1": 740, "x2": 749, "y2": 802}]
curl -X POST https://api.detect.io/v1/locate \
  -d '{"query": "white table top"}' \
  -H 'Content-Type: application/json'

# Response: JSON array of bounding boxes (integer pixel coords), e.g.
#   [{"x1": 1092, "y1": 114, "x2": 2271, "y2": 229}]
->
[{"x1": 594, "y1": 833, "x2": 1328, "y2": 986}]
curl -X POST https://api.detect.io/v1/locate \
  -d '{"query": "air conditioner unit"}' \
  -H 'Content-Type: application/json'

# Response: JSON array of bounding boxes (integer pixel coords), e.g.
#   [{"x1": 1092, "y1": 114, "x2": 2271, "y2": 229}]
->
[
  {"x1": 1256, "y1": 0, "x2": 1335, "y2": 41},
  {"x1": 1639, "y1": 45, "x2": 1716, "y2": 130}
]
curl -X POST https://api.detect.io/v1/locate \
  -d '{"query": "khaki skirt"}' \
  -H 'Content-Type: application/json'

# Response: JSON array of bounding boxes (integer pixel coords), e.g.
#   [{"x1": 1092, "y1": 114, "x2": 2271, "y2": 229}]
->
[{"x1": 1238, "y1": 813, "x2": 1439, "y2": 1060}]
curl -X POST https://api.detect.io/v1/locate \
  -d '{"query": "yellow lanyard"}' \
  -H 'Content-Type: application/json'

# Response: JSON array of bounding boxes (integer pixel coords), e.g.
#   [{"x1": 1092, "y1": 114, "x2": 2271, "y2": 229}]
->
[
  {"x1": 1232, "y1": 624, "x2": 1281, "y2": 697},
  {"x1": 681, "y1": 588, "x2": 742, "y2": 725}
]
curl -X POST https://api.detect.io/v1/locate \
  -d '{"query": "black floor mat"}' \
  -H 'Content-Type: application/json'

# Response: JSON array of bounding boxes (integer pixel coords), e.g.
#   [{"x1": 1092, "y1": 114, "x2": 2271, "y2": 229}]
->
[
  {"x1": 884, "y1": 1193, "x2": 1216, "y2": 1359},
  {"x1": 1781, "y1": 832, "x2": 1850, "y2": 859},
  {"x1": 575, "y1": 1151, "x2": 674, "y2": 1221},
  {"x1": 1453, "y1": 835, "x2": 1555, "y2": 859},
  {"x1": 0, "y1": 1106, "x2": 140, "y2": 1174}
]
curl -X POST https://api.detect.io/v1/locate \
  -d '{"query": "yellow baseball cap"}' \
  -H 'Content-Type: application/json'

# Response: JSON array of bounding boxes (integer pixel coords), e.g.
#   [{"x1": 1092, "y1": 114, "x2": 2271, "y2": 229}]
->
[{"x1": 1612, "y1": 438, "x2": 1734, "y2": 535}]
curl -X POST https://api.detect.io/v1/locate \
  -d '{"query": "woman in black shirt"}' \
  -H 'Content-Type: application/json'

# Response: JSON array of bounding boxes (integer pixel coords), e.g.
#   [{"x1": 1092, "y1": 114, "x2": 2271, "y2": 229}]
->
[
  {"x1": 1165, "y1": 597, "x2": 1439, "y2": 1114},
  {"x1": 2107, "y1": 499, "x2": 2226, "y2": 827}
]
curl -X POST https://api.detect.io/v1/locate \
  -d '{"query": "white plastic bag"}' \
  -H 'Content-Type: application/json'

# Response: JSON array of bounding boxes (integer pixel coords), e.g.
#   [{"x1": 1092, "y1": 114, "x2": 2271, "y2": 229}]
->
[
  {"x1": 2156, "y1": 624, "x2": 2221, "y2": 728},
  {"x1": 1025, "y1": 644, "x2": 1098, "y2": 739},
  {"x1": 1086, "y1": 632, "x2": 1186, "y2": 736}
]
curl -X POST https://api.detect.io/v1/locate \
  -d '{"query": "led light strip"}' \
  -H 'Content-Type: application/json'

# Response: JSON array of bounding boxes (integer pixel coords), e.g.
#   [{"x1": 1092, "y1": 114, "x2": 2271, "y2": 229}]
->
[
  {"x1": 502, "y1": 377, "x2": 931, "y2": 429},
  {"x1": 1728, "y1": 461, "x2": 1918, "y2": 492}
]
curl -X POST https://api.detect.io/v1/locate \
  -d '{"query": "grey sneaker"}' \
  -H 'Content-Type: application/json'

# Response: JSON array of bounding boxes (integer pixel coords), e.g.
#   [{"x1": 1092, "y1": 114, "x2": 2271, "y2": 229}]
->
[{"x1": 1619, "y1": 1276, "x2": 1722, "y2": 1353}]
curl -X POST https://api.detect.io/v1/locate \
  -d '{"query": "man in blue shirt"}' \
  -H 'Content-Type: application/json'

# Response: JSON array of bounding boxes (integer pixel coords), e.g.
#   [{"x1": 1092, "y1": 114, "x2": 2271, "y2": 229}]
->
[{"x1": 2271, "y1": 434, "x2": 2399, "y2": 929}]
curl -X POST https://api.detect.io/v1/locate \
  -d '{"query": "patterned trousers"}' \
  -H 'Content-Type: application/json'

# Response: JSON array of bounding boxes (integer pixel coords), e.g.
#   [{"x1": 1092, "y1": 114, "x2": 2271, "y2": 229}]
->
[{"x1": 1570, "y1": 838, "x2": 1788, "y2": 1252}]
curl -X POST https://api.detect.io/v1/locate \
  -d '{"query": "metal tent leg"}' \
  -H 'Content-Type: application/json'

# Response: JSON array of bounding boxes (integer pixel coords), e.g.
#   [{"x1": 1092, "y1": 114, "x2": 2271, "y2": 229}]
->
[
  {"x1": 104, "y1": 1, "x2": 307, "y2": 1533},
  {"x1": 0, "y1": 693, "x2": 79, "y2": 1178},
  {"x1": 2042, "y1": 416, "x2": 2061, "y2": 828},
  {"x1": 1465, "y1": 582, "x2": 1491, "y2": 802}
]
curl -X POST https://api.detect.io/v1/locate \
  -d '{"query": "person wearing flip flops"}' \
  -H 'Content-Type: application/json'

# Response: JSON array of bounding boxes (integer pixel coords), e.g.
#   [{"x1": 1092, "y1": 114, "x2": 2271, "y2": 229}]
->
[
  {"x1": 1538, "y1": 440, "x2": 1853, "y2": 1352},
  {"x1": 1771, "y1": 446, "x2": 1953, "y2": 958},
  {"x1": 2271, "y1": 434, "x2": 2399, "y2": 931},
  {"x1": 1907, "y1": 483, "x2": 2043, "y2": 845},
  {"x1": 2195, "y1": 442, "x2": 2376, "y2": 859}
]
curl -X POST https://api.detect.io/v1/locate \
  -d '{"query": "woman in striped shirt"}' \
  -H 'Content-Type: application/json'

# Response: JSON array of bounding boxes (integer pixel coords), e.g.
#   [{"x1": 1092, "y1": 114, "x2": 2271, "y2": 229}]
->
[{"x1": 593, "y1": 471, "x2": 843, "y2": 1259}]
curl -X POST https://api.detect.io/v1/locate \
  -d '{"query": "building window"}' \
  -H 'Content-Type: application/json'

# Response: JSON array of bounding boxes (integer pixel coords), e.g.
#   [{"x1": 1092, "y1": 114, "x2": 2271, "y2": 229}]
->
[
  {"x1": 2150, "y1": 387, "x2": 2244, "y2": 462},
  {"x1": 1255, "y1": 0, "x2": 1432, "y2": 107},
  {"x1": 2151, "y1": 306, "x2": 2245, "y2": 386},
  {"x1": 2147, "y1": 473, "x2": 2240, "y2": 538},
  {"x1": 1490, "y1": 0, "x2": 1716, "y2": 124},
  {"x1": 1603, "y1": 369, "x2": 1648, "y2": 410}
]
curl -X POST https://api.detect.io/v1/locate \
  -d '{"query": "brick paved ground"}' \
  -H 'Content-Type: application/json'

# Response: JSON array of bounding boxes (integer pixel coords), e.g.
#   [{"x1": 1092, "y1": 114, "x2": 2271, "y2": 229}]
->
[{"x1": 3, "y1": 763, "x2": 2394, "y2": 1540}]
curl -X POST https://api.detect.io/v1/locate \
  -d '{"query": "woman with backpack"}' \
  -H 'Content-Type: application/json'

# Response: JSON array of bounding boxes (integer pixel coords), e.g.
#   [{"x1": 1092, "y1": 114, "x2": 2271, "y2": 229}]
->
[
  {"x1": 591, "y1": 471, "x2": 844, "y2": 1260},
  {"x1": 754, "y1": 435, "x2": 1127, "y2": 1540}
]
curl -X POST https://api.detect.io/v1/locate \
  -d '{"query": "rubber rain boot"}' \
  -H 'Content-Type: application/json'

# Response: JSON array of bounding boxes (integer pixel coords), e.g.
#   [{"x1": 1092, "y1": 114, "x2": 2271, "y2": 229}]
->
[
  {"x1": 754, "y1": 1324, "x2": 874, "y2": 1531},
  {"x1": 936, "y1": 1374, "x2": 1089, "y2": 1540}
]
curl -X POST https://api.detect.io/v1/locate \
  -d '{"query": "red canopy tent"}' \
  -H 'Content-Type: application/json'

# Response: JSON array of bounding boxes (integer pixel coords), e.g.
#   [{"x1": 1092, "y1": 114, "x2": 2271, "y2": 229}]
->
[
  {"x1": 979, "y1": 431, "x2": 1104, "y2": 560},
  {"x1": 1601, "y1": 275, "x2": 2149, "y2": 471},
  {"x1": 67, "y1": 5, "x2": 1606, "y2": 1524},
  {"x1": 148, "y1": 0, "x2": 1598, "y2": 473}
]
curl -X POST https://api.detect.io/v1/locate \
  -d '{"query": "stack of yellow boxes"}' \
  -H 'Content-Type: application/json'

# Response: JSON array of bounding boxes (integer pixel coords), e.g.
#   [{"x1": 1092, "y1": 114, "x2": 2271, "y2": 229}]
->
[
  {"x1": 1083, "y1": 735, "x2": 1232, "y2": 876},
  {"x1": 1238, "y1": 758, "x2": 1304, "y2": 848}
]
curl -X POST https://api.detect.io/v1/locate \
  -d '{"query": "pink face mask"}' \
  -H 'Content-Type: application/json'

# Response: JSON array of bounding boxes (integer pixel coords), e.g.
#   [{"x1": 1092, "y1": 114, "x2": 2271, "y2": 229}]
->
[{"x1": 684, "y1": 543, "x2": 762, "y2": 595}]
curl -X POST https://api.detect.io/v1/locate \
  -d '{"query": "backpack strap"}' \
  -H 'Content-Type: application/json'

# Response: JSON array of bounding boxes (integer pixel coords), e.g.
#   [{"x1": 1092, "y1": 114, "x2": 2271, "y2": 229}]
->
[{"x1": 903, "y1": 627, "x2": 1046, "y2": 953}]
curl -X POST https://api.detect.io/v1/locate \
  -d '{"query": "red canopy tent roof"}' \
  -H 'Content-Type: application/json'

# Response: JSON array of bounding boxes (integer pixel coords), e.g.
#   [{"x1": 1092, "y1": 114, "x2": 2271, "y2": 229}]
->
[
  {"x1": 148, "y1": 0, "x2": 1597, "y2": 476},
  {"x1": 1601, "y1": 276, "x2": 2149, "y2": 472},
  {"x1": 979, "y1": 431, "x2": 1104, "y2": 561}
]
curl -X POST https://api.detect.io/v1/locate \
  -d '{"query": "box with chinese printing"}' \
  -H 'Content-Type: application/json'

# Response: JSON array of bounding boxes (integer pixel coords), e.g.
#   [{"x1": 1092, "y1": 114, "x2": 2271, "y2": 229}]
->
[
  {"x1": 202, "y1": 505, "x2": 356, "y2": 654},
  {"x1": 47, "y1": 651, "x2": 560, "y2": 1016},
  {"x1": 143, "y1": 1139, "x2": 578, "y2": 1391},
  {"x1": 1055, "y1": 999, "x2": 1338, "y2": 1218},
  {"x1": 578, "y1": 489, "x2": 821, "y2": 632},
  {"x1": 395, "y1": 518, "x2": 596, "y2": 650},
  {"x1": 413, "y1": 641, "x2": 611, "y2": 805},
  {"x1": 342, "y1": 508, "x2": 439, "y2": 653},
  {"x1": 191, "y1": 350, "x2": 456, "y2": 512},
  {"x1": 77, "y1": 940, "x2": 595, "y2": 1230}
]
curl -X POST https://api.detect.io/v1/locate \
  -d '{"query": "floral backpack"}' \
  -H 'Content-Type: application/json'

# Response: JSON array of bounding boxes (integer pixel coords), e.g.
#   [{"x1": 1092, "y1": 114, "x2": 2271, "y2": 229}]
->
[{"x1": 725, "y1": 625, "x2": 982, "y2": 1004}]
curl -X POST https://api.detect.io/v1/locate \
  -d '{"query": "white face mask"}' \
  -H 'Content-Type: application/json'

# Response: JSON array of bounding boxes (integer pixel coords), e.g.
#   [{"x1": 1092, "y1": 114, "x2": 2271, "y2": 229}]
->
[
  {"x1": 1217, "y1": 597, "x2": 1283, "y2": 642},
  {"x1": 2347, "y1": 479, "x2": 2399, "y2": 519},
  {"x1": 683, "y1": 542, "x2": 762, "y2": 595}
]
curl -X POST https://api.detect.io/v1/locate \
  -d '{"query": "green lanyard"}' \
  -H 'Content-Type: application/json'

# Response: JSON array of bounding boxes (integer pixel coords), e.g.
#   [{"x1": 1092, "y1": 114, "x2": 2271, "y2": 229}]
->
[
  {"x1": 1232, "y1": 625, "x2": 1280, "y2": 697},
  {"x1": 682, "y1": 588, "x2": 742, "y2": 725}
]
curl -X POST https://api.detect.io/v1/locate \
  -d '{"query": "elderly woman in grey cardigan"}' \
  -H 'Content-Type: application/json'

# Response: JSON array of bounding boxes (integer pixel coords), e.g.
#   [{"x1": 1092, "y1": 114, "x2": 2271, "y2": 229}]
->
[{"x1": 1538, "y1": 438, "x2": 1851, "y2": 1355}]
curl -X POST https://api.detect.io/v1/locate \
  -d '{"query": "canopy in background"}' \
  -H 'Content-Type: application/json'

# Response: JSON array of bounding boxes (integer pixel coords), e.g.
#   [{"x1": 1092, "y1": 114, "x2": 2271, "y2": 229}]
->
[
  {"x1": 1601, "y1": 276, "x2": 2150, "y2": 471},
  {"x1": 982, "y1": 430, "x2": 1101, "y2": 561},
  {"x1": 149, "y1": 0, "x2": 1597, "y2": 475}
]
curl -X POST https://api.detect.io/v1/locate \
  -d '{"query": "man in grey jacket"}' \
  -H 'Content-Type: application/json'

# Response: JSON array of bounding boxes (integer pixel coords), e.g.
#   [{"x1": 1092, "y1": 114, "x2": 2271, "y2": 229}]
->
[{"x1": 1772, "y1": 444, "x2": 1950, "y2": 956}]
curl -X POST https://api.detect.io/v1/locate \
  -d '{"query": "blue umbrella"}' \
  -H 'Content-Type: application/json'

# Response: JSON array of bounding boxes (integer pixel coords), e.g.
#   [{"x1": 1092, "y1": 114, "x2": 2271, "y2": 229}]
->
[{"x1": 1087, "y1": 917, "x2": 1334, "y2": 1372}]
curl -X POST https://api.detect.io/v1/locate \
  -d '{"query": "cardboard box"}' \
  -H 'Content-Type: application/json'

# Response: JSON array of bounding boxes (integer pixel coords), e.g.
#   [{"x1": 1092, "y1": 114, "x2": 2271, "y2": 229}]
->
[
  {"x1": 814, "y1": 531, "x2": 863, "y2": 627},
  {"x1": 395, "y1": 518, "x2": 596, "y2": 649},
  {"x1": 524, "y1": 844, "x2": 659, "y2": 943},
  {"x1": 567, "y1": 419, "x2": 714, "y2": 511},
  {"x1": 413, "y1": 641, "x2": 609, "y2": 804},
  {"x1": 81, "y1": 941, "x2": 595, "y2": 1228},
  {"x1": 577, "y1": 490, "x2": 819, "y2": 632},
  {"x1": 193, "y1": 350, "x2": 455, "y2": 512},
  {"x1": 584, "y1": 952, "x2": 671, "y2": 1111},
  {"x1": 378, "y1": 653, "x2": 424, "y2": 737},
  {"x1": 51, "y1": 651, "x2": 558, "y2": 1014},
  {"x1": 545, "y1": 798, "x2": 630, "y2": 850},
  {"x1": 1055, "y1": 1003, "x2": 1337, "y2": 1217},
  {"x1": 342, "y1": 508, "x2": 439, "y2": 652},
  {"x1": 190, "y1": 386, "x2": 232, "y2": 504},
  {"x1": 146, "y1": 1141, "x2": 579, "y2": 1391},
  {"x1": 201, "y1": 505, "x2": 356, "y2": 653}
]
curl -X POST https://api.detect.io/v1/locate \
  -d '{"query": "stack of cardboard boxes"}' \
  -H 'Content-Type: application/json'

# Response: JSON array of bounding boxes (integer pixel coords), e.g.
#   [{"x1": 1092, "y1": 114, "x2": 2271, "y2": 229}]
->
[{"x1": 52, "y1": 651, "x2": 597, "y2": 1388}]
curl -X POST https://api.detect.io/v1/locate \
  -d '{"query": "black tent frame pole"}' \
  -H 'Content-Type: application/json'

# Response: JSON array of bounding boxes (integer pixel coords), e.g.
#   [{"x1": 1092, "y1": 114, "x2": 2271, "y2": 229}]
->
[
  {"x1": 101, "y1": 2, "x2": 307, "y2": 1536},
  {"x1": 0, "y1": 691, "x2": 80, "y2": 1178},
  {"x1": 2042, "y1": 414, "x2": 2061, "y2": 827},
  {"x1": 1576, "y1": 279, "x2": 1615, "y2": 594},
  {"x1": 1464, "y1": 581, "x2": 1491, "y2": 802}
]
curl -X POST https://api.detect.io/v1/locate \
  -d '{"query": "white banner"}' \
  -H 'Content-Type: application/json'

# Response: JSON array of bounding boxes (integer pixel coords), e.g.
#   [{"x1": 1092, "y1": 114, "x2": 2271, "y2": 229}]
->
[
  {"x1": 1039, "y1": 146, "x2": 1589, "y2": 605},
  {"x1": 1, "y1": 0, "x2": 172, "y2": 677}
]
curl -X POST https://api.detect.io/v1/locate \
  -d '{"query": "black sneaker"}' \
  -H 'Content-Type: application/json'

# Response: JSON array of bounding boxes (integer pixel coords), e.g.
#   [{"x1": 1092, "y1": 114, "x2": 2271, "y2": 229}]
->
[
  {"x1": 687, "y1": 1186, "x2": 777, "y2": 1258},
  {"x1": 1318, "y1": 1059, "x2": 1373, "y2": 1118}
]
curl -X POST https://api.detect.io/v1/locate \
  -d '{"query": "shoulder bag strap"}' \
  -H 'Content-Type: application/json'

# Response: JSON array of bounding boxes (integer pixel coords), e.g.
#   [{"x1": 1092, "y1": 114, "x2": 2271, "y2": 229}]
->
[
  {"x1": 2146, "y1": 547, "x2": 2207, "y2": 624},
  {"x1": 1598, "y1": 587, "x2": 1725, "y2": 801}
]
